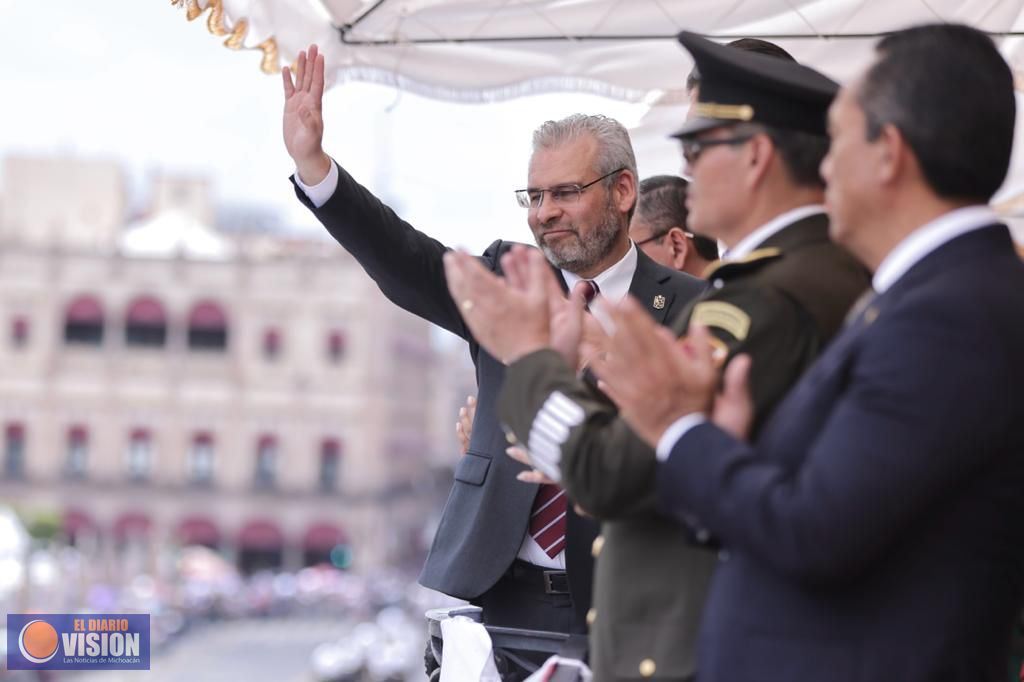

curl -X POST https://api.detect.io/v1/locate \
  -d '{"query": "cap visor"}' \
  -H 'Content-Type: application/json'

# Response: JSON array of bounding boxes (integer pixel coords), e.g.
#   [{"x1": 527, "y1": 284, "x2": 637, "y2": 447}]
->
[{"x1": 670, "y1": 116, "x2": 729, "y2": 140}]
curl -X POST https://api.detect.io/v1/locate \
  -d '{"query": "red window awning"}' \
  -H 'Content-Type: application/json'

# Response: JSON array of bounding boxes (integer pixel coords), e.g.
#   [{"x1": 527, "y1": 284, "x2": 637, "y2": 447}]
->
[
  {"x1": 66, "y1": 296, "x2": 103, "y2": 323},
  {"x1": 126, "y1": 297, "x2": 166, "y2": 325}
]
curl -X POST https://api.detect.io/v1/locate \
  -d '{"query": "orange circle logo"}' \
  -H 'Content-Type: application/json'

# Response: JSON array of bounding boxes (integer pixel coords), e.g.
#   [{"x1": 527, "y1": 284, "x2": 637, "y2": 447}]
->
[{"x1": 19, "y1": 620, "x2": 59, "y2": 663}]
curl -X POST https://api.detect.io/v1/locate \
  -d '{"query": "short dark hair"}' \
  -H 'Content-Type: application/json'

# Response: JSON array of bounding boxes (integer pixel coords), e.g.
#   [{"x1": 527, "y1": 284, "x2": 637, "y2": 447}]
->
[
  {"x1": 858, "y1": 24, "x2": 1015, "y2": 203},
  {"x1": 636, "y1": 175, "x2": 718, "y2": 260},
  {"x1": 759, "y1": 125, "x2": 831, "y2": 189},
  {"x1": 685, "y1": 38, "x2": 795, "y2": 92}
]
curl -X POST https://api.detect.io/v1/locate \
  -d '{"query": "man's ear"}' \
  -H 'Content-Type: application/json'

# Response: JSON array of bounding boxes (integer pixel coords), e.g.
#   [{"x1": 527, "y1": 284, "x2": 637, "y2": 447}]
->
[
  {"x1": 877, "y1": 122, "x2": 909, "y2": 187},
  {"x1": 666, "y1": 227, "x2": 691, "y2": 271},
  {"x1": 614, "y1": 170, "x2": 638, "y2": 217},
  {"x1": 745, "y1": 133, "x2": 775, "y2": 190}
]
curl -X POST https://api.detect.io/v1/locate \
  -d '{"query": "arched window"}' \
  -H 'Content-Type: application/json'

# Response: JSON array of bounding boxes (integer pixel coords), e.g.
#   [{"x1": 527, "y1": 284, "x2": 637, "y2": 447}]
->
[
  {"x1": 254, "y1": 434, "x2": 277, "y2": 489},
  {"x1": 125, "y1": 296, "x2": 167, "y2": 348},
  {"x1": 10, "y1": 317, "x2": 29, "y2": 349},
  {"x1": 262, "y1": 328, "x2": 282, "y2": 361},
  {"x1": 65, "y1": 425, "x2": 88, "y2": 479},
  {"x1": 187, "y1": 302, "x2": 228, "y2": 351},
  {"x1": 126, "y1": 428, "x2": 152, "y2": 481},
  {"x1": 4, "y1": 423, "x2": 25, "y2": 480},
  {"x1": 112, "y1": 512, "x2": 151, "y2": 547},
  {"x1": 62, "y1": 508, "x2": 99, "y2": 547},
  {"x1": 64, "y1": 295, "x2": 104, "y2": 345},
  {"x1": 238, "y1": 519, "x2": 284, "y2": 573},
  {"x1": 319, "y1": 438, "x2": 341, "y2": 492},
  {"x1": 326, "y1": 330, "x2": 346, "y2": 364},
  {"x1": 303, "y1": 522, "x2": 346, "y2": 567},
  {"x1": 188, "y1": 432, "x2": 215, "y2": 485},
  {"x1": 176, "y1": 516, "x2": 221, "y2": 549}
]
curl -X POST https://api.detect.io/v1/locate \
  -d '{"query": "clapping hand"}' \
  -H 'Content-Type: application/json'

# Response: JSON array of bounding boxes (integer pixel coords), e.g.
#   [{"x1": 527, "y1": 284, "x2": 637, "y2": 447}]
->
[{"x1": 591, "y1": 298, "x2": 721, "y2": 448}]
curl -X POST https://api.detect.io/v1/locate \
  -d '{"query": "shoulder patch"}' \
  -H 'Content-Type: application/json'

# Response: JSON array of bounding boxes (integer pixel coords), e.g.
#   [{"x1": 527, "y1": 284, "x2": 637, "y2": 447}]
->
[{"x1": 691, "y1": 301, "x2": 751, "y2": 341}]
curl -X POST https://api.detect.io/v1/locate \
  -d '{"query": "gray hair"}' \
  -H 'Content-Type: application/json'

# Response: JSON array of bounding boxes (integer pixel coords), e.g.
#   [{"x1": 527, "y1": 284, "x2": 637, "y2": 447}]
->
[{"x1": 531, "y1": 114, "x2": 638, "y2": 183}]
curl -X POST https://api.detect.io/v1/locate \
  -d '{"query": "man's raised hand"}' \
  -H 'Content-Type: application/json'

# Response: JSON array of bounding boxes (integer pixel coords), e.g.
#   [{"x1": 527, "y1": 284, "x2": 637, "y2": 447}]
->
[{"x1": 282, "y1": 44, "x2": 331, "y2": 185}]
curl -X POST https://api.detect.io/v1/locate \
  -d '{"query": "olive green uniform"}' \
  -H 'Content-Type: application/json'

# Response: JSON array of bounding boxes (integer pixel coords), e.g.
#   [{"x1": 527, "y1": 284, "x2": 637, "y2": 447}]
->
[{"x1": 497, "y1": 213, "x2": 868, "y2": 681}]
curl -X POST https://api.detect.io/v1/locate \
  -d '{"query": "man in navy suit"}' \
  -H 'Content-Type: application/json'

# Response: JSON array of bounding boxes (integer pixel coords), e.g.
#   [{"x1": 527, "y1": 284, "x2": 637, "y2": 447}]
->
[{"x1": 585, "y1": 23, "x2": 1024, "y2": 681}]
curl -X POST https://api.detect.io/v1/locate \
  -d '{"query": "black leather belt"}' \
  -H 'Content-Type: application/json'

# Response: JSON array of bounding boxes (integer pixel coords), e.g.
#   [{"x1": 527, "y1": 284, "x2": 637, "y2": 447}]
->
[{"x1": 507, "y1": 559, "x2": 570, "y2": 595}]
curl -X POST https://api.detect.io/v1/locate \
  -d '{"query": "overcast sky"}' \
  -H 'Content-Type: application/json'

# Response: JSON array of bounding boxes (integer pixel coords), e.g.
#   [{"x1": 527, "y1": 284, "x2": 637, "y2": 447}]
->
[{"x1": 0, "y1": 0, "x2": 676, "y2": 254}]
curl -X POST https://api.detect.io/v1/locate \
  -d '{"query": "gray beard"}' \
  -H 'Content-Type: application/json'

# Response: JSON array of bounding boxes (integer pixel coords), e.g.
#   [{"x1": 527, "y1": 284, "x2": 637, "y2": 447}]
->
[{"x1": 536, "y1": 202, "x2": 623, "y2": 275}]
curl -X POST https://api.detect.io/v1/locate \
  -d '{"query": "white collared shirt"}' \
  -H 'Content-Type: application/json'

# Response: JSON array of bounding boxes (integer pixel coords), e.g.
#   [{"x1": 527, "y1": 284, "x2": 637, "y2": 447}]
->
[
  {"x1": 872, "y1": 205, "x2": 997, "y2": 293},
  {"x1": 722, "y1": 205, "x2": 826, "y2": 260},
  {"x1": 562, "y1": 242, "x2": 638, "y2": 331}
]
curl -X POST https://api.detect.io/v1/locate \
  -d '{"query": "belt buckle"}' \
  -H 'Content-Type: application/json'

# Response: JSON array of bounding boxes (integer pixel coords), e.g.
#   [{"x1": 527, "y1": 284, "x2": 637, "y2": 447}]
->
[{"x1": 543, "y1": 570, "x2": 567, "y2": 595}]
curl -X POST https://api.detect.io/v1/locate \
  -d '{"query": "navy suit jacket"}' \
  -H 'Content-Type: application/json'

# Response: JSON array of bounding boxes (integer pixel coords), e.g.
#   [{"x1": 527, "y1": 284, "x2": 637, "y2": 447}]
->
[
  {"x1": 658, "y1": 225, "x2": 1024, "y2": 682},
  {"x1": 292, "y1": 165, "x2": 705, "y2": 627}
]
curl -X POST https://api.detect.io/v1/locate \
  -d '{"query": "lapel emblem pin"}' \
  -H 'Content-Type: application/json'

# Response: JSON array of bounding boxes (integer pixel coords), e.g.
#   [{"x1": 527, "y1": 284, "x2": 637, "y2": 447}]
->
[{"x1": 653, "y1": 294, "x2": 666, "y2": 310}]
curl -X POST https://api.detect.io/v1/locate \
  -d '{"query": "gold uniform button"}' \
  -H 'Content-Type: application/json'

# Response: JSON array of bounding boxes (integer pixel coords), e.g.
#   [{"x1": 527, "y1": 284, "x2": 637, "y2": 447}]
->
[
  {"x1": 586, "y1": 608, "x2": 597, "y2": 627},
  {"x1": 591, "y1": 535, "x2": 605, "y2": 558},
  {"x1": 639, "y1": 658, "x2": 656, "y2": 677}
]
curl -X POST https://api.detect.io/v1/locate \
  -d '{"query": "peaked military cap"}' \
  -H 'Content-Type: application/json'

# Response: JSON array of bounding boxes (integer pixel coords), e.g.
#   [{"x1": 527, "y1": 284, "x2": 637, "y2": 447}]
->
[{"x1": 672, "y1": 31, "x2": 839, "y2": 139}]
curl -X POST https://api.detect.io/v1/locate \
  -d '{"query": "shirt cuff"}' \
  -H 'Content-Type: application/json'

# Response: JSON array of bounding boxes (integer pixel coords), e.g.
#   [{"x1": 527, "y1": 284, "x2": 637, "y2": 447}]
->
[
  {"x1": 294, "y1": 159, "x2": 339, "y2": 208},
  {"x1": 655, "y1": 413, "x2": 707, "y2": 462}
]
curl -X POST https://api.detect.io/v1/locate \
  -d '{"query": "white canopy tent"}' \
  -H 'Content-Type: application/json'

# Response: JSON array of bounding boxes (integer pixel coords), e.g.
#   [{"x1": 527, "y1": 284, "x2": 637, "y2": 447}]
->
[{"x1": 169, "y1": 0, "x2": 1024, "y2": 225}]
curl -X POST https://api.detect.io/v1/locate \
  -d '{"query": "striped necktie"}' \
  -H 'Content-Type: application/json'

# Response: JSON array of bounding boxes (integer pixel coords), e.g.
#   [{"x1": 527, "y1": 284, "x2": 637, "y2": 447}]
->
[{"x1": 529, "y1": 483, "x2": 567, "y2": 558}]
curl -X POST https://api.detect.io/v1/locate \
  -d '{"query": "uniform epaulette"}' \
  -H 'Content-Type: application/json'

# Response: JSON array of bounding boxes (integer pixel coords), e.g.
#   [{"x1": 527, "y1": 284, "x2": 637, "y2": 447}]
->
[{"x1": 702, "y1": 247, "x2": 783, "y2": 280}]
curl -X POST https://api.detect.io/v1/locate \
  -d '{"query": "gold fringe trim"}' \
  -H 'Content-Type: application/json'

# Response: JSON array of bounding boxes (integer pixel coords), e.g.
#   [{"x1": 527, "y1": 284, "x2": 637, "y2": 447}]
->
[
  {"x1": 224, "y1": 19, "x2": 248, "y2": 49},
  {"x1": 169, "y1": 0, "x2": 280, "y2": 74}
]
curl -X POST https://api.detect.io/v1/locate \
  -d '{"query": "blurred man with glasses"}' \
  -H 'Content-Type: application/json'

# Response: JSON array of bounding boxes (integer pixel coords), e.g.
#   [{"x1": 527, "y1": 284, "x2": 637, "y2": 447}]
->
[
  {"x1": 630, "y1": 175, "x2": 719, "y2": 277},
  {"x1": 280, "y1": 44, "x2": 703, "y2": 678}
]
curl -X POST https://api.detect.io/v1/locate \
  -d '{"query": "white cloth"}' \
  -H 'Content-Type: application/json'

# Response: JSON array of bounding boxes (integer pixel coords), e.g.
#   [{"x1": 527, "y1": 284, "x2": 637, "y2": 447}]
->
[
  {"x1": 872, "y1": 205, "x2": 996, "y2": 293},
  {"x1": 439, "y1": 616, "x2": 501, "y2": 682},
  {"x1": 721, "y1": 205, "x2": 825, "y2": 260}
]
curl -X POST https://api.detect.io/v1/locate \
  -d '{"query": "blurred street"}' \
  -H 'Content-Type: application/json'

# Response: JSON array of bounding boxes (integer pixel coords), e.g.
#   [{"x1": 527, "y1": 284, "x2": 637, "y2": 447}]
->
[{"x1": 73, "y1": 615, "x2": 421, "y2": 682}]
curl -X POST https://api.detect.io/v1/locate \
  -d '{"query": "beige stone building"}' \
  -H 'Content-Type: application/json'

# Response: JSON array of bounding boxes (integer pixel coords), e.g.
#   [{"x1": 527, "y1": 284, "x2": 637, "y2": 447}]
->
[{"x1": 0, "y1": 155, "x2": 466, "y2": 577}]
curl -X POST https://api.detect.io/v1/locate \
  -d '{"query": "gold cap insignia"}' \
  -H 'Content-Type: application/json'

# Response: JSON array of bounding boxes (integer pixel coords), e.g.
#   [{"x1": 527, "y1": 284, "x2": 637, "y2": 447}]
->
[
  {"x1": 694, "y1": 102, "x2": 755, "y2": 121},
  {"x1": 653, "y1": 294, "x2": 666, "y2": 310}
]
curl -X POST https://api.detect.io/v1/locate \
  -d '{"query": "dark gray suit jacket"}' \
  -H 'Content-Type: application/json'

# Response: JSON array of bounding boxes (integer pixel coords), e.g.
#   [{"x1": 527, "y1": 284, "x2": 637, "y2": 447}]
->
[{"x1": 293, "y1": 165, "x2": 704, "y2": 626}]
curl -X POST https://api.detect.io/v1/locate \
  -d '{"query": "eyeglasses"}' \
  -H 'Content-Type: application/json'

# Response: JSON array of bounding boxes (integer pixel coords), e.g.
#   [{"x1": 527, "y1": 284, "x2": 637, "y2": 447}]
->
[
  {"x1": 680, "y1": 134, "x2": 754, "y2": 166},
  {"x1": 515, "y1": 167, "x2": 625, "y2": 210},
  {"x1": 634, "y1": 229, "x2": 696, "y2": 247}
]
